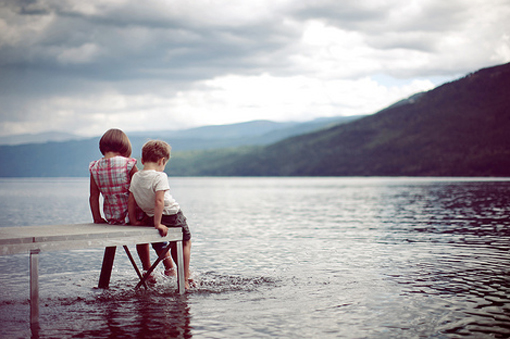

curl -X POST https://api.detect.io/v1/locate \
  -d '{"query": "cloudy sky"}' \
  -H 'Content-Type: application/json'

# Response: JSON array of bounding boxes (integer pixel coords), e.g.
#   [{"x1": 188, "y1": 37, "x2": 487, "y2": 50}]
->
[{"x1": 1, "y1": 0, "x2": 509, "y2": 137}]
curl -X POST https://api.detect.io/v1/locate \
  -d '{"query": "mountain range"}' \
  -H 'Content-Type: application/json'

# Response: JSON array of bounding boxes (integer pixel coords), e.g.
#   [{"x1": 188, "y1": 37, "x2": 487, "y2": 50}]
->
[
  {"x1": 0, "y1": 131, "x2": 83, "y2": 146},
  {"x1": 0, "y1": 116, "x2": 361, "y2": 147},
  {"x1": 0, "y1": 116, "x2": 361, "y2": 177},
  {"x1": 1, "y1": 61, "x2": 509, "y2": 177}
]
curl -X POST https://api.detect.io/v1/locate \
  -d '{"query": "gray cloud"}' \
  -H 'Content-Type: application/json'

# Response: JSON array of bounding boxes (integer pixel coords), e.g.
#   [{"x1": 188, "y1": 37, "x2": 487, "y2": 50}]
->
[{"x1": 0, "y1": 0, "x2": 509, "y2": 136}]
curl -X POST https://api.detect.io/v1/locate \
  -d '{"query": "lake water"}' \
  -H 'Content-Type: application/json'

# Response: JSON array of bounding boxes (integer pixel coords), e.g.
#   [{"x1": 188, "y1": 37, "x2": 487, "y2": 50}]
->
[{"x1": 0, "y1": 177, "x2": 509, "y2": 338}]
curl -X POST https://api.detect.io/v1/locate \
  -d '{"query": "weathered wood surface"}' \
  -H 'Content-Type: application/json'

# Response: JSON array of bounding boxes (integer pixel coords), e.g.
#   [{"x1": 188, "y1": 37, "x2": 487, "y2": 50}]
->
[{"x1": 0, "y1": 223, "x2": 182, "y2": 255}]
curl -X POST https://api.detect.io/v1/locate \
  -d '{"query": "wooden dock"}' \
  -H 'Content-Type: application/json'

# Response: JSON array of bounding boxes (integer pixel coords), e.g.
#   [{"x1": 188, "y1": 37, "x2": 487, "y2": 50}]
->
[{"x1": 0, "y1": 223, "x2": 185, "y2": 332}]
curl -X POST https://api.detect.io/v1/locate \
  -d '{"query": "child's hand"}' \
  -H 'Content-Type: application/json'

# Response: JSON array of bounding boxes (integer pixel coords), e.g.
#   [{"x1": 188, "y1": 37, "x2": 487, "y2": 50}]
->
[{"x1": 156, "y1": 224, "x2": 168, "y2": 237}]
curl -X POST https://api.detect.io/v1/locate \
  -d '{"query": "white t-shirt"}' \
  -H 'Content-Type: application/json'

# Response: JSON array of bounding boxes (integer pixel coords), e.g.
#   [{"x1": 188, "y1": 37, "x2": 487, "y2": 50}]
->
[{"x1": 129, "y1": 170, "x2": 180, "y2": 216}]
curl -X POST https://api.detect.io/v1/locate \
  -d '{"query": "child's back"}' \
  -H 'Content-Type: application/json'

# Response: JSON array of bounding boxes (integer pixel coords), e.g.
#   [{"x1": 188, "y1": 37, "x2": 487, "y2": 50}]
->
[
  {"x1": 90, "y1": 155, "x2": 137, "y2": 224},
  {"x1": 89, "y1": 128, "x2": 137, "y2": 225}
]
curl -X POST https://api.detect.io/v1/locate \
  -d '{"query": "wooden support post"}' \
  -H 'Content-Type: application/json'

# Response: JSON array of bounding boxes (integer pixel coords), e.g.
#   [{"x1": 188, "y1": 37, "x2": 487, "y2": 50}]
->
[
  {"x1": 98, "y1": 246, "x2": 116, "y2": 289},
  {"x1": 30, "y1": 249, "x2": 40, "y2": 331},
  {"x1": 123, "y1": 245, "x2": 148, "y2": 289},
  {"x1": 176, "y1": 241, "x2": 185, "y2": 295},
  {"x1": 135, "y1": 243, "x2": 172, "y2": 290}
]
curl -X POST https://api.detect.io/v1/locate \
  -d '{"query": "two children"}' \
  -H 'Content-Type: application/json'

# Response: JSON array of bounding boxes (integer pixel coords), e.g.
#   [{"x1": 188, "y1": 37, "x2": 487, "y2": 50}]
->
[{"x1": 89, "y1": 129, "x2": 192, "y2": 288}]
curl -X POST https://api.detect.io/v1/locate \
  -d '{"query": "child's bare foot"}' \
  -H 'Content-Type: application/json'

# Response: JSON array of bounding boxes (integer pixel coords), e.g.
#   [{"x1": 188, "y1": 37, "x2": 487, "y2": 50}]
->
[
  {"x1": 142, "y1": 271, "x2": 157, "y2": 285},
  {"x1": 164, "y1": 267, "x2": 176, "y2": 277},
  {"x1": 185, "y1": 278, "x2": 196, "y2": 290}
]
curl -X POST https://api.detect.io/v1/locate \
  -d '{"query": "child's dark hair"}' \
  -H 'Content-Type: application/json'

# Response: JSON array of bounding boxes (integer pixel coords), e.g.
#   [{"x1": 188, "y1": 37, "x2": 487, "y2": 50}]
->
[
  {"x1": 142, "y1": 140, "x2": 171, "y2": 163},
  {"x1": 99, "y1": 128, "x2": 132, "y2": 157}
]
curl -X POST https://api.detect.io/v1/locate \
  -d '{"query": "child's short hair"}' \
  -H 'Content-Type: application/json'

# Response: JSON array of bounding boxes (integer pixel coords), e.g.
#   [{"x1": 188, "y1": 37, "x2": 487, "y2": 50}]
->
[
  {"x1": 142, "y1": 140, "x2": 171, "y2": 163},
  {"x1": 99, "y1": 128, "x2": 132, "y2": 157}
]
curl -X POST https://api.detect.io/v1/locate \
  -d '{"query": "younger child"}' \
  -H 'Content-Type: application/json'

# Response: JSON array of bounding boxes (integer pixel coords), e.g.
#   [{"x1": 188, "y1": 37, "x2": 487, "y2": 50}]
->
[
  {"x1": 128, "y1": 140, "x2": 193, "y2": 289},
  {"x1": 89, "y1": 128, "x2": 175, "y2": 276}
]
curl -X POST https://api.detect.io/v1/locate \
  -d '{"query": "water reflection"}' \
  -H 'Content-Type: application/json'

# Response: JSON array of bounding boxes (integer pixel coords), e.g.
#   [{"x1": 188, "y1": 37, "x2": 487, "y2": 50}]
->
[
  {"x1": 133, "y1": 295, "x2": 192, "y2": 339},
  {"x1": 64, "y1": 293, "x2": 193, "y2": 339}
]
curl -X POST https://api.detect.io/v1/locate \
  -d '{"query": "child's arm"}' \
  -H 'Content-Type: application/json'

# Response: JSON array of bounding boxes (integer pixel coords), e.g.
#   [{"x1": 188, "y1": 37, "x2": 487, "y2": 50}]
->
[
  {"x1": 153, "y1": 190, "x2": 168, "y2": 237},
  {"x1": 127, "y1": 164, "x2": 139, "y2": 225},
  {"x1": 89, "y1": 175, "x2": 106, "y2": 224},
  {"x1": 129, "y1": 163, "x2": 138, "y2": 179},
  {"x1": 128, "y1": 193, "x2": 143, "y2": 226}
]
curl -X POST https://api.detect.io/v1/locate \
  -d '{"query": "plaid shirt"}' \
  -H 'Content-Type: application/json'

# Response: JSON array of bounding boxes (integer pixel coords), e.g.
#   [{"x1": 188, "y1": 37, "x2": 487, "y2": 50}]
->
[{"x1": 89, "y1": 156, "x2": 137, "y2": 225}]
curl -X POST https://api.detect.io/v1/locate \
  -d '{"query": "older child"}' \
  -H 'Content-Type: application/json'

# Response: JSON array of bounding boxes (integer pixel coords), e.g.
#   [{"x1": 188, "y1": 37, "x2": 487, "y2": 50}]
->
[
  {"x1": 89, "y1": 129, "x2": 175, "y2": 276},
  {"x1": 128, "y1": 140, "x2": 193, "y2": 289}
]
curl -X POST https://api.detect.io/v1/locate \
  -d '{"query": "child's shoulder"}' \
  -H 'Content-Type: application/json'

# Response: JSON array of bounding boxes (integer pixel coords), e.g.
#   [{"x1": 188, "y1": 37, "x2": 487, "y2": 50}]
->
[
  {"x1": 89, "y1": 156, "x2": 136, "y2": 171},
  {"x1": 89, "y1": 158, "x2": 101, "y2": 170},
  {"x1": 112, "y1": 155, "x2": 137, "y2": 163},
  {"x1": 138, "y1": 170, "x2": 167, "y2": 178},
  {"x1": 134, "y1": 170, "x2": 168, "y2": 184},
  {"x1": 108, "y1": 156, "x2": 137, "y2": 169}
]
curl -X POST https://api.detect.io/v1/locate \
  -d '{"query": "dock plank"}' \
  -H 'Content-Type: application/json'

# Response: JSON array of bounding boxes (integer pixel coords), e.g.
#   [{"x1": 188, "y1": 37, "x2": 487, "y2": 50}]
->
[{"x1": 0, "y1": 223, "x2": 182, "y2": 255}]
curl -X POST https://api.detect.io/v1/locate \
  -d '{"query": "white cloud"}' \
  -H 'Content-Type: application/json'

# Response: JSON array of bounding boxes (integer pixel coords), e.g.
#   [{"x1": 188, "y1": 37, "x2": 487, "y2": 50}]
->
[
  {"x1": 0, "y1": 0, "x2": 509, "y2": 137},
  {"x1": 0, "y1": 71, "x2": 436, "y2": 138},
  {"x1": 187, "y1": 74, "x2": 435, "y2": 122},
  {"x1": 493, "y1": 34, "x2": 510, "y2": 61}
]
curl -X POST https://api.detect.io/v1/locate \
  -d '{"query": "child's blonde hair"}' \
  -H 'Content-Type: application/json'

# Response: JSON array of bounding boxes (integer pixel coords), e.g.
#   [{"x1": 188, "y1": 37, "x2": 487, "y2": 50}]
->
[
  {"x1": 99, "y1": 128, "x2": 132, "y2": 157},
  {"x1": 142, "y1": 140, "x2": 171, "y2": 163}
]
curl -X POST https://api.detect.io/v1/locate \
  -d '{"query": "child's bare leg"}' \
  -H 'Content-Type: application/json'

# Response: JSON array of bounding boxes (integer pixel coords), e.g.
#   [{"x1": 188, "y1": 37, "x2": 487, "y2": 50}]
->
[
  {"x1": 136, "y1": 243, "x2": 151, "y2": 271},
  {"x1": 171, "y1": 244, "x2": 178, "y2": 268},
  {"x1": 183, "y1": 240, "x2": 192, "y2": 288},
  {"x1": 170, "y1": 241, "x2": 192, "y2": 288},
  {"x1": 162, "y1": 255, "x2": 176, "y2": 276},
  {"x1": 155, "y1": 244, "x2": 176, "y2": 276}
]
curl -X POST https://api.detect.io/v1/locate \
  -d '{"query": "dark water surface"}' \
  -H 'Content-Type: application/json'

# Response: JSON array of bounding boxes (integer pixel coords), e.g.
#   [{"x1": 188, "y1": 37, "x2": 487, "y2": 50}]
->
[{"x1": 0, "y1": 177, "x2": 509, "y2": 338}]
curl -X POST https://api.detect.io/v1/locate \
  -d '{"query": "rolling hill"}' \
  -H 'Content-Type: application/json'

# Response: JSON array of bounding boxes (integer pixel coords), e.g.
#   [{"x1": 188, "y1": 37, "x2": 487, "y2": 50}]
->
[{"x1": 0, "y1": 116, "x2": 361, "y2": 177}]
